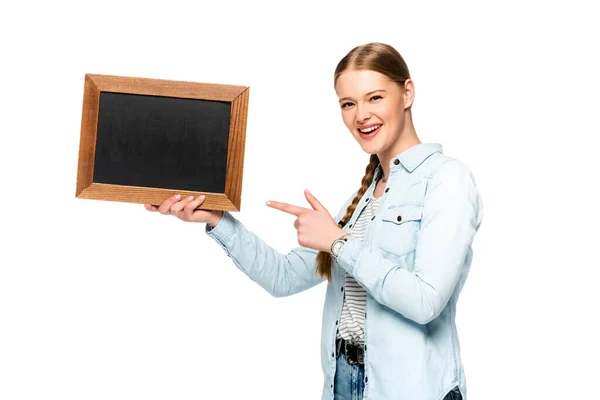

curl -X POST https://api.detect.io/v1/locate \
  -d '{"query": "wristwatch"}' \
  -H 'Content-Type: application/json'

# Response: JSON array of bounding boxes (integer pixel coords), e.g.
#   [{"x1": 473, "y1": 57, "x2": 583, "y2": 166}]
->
[{"x1": 331, "y1": 234, "x2": 351, "y2": 260}]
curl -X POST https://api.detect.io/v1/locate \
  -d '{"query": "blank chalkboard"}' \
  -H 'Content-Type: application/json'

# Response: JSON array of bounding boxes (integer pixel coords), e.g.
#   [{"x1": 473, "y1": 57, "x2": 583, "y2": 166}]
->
[{"x1": 75, "y1": 74, "x2": 249, "y2": 211}]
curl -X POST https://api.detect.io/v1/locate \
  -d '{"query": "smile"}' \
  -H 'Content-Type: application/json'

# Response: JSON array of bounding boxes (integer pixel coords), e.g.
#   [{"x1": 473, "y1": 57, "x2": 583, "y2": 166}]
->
[{"x1": 357, "y1": 124, "x2": 382, "y2": 139}]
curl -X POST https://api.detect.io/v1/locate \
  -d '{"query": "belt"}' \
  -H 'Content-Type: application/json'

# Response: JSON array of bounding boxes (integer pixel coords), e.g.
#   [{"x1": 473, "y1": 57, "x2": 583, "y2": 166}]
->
[{"x1": 336, "y1": 337, "x2": 365, "y2": 365}]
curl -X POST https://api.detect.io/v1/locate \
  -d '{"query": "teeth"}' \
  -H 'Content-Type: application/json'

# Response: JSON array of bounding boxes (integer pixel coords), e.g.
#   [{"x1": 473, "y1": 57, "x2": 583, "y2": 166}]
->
[{"x1": 359, "y1": 125, "x2": 381, "y2": 133}]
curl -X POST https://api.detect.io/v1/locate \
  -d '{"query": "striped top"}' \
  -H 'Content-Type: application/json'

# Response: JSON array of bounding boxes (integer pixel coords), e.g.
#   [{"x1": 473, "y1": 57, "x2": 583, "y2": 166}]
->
[{"x1": 336, "y1": 195, "x2": 380, "y2": 343}]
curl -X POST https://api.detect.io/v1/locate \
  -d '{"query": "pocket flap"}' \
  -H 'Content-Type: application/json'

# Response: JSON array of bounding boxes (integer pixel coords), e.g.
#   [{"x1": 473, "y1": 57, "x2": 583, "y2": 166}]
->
[{"x1": 381, "y1": 204, "x2": 423, "y2": 225}]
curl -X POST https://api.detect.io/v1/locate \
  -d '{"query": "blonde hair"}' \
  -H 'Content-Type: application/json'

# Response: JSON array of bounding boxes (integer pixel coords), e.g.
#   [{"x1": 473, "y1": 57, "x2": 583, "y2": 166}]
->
[{"x1": 315, "y1": 43, "x2": 411, "y2": 282}]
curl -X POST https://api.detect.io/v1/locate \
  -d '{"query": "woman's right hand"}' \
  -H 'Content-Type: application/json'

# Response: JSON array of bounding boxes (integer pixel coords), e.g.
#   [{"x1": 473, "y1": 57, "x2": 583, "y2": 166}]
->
[{"x1": 144, "y1": 194, "x2": 223, "y2": 226}]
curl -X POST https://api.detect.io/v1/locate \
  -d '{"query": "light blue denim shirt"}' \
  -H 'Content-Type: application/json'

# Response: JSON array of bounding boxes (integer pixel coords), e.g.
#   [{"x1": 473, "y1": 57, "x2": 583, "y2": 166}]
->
[{"x1": 206, "y1": 143, "x2": 483, "y2": 400}]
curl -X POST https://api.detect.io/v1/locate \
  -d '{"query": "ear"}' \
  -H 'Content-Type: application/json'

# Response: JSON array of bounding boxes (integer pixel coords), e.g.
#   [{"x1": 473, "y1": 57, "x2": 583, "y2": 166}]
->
[{"x1": 403, "y1": 78, "x2": 415, "y2": 109}]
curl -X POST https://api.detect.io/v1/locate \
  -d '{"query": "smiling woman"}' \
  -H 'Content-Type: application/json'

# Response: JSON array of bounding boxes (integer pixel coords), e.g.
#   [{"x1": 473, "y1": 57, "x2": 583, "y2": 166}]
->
[{"x1": 145, "y1": 42, "x2": 483, "y2": 400}]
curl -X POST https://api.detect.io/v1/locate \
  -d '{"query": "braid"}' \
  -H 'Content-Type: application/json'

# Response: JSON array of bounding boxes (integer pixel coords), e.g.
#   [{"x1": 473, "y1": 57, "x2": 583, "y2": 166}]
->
[{"x1": 315, "y1": 154, "x2": 380, "y2": 282}]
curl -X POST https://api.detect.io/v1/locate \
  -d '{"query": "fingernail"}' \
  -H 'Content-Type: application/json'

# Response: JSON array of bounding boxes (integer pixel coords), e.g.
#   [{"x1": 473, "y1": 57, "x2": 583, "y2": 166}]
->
[
  {"x1": 175, "y1": 194, "x2": 181, "y2": 200},
  {"x1": 199, "y1": 195, "x2": 205, "y2": 200},
  {"x1": 187, "y1": 196, "x2": 193, "y2": 201},
  {"x1": 305, "y1": 189, "x2": 310, "y2": 194},
  {"x1": 265, "y1": 201, "x2": 271, "y2": 205}
]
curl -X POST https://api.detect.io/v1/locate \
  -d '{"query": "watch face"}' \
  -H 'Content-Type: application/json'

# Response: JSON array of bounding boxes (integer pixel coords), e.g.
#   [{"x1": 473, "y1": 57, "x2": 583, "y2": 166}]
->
[{"x1": 333, "y1": 240, "x2": 343, "y2": 255}]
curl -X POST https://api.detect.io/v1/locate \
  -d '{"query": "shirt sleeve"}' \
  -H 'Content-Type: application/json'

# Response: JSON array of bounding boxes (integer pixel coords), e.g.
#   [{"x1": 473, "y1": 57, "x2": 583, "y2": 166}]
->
[
  {"x1": 335, "y1": 160, "x2": 484, "y2": 324},
  {"x1": 205, "y1": 192, "x2": 357, "y2": 297}
]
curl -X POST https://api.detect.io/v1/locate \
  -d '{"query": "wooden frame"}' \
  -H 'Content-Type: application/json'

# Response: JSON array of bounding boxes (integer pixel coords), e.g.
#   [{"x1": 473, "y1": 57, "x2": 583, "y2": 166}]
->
[{"x1": 75, "y1": 73, "x2": 249, "y2": 211}]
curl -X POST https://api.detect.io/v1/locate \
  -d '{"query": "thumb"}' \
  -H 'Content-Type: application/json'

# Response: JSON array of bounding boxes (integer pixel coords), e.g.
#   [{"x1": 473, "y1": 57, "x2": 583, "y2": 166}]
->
[{"x1": 304, "y1": 189, "x2": 327, "y2": 212}]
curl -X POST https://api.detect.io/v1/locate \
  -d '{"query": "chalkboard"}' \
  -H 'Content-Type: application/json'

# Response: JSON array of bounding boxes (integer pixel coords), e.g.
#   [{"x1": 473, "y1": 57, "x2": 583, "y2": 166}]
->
[{"x1": 75, "y1": 74, "x2": 249, "y2": 211}]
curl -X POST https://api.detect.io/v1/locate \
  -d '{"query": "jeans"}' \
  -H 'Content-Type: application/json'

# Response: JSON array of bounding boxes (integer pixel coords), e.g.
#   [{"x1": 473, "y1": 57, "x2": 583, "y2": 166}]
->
[
  {"x1": 333, "y1": 351, "x2": 463, "y2": 400},
  {"x1": 334, "y1": 352, "x2": 364, "y2": 400}
]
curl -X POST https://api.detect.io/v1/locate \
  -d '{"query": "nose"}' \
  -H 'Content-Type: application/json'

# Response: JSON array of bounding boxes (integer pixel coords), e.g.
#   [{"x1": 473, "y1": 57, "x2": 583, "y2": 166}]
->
[{"x1": 356, "y1": 104, "x2": 371, "y2": 124}]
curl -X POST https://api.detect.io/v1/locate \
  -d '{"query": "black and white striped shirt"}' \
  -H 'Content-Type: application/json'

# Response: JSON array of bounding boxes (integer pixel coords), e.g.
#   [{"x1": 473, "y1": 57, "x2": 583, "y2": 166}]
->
[{"x1": 336, "y1": 195, "x2": 380, "y2": 343}]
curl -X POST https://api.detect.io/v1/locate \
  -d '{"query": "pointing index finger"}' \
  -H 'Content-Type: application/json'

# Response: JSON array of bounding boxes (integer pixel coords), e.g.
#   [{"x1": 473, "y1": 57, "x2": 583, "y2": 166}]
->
[{"x1": 266, "y1": 200, "x2": 308, "y2": 216}]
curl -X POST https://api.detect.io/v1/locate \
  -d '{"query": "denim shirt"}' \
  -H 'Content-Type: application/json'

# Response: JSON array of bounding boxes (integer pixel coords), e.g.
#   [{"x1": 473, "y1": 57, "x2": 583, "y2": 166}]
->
[{"x1": 206, "y1": 143, "x2": 483, "y2": 400}]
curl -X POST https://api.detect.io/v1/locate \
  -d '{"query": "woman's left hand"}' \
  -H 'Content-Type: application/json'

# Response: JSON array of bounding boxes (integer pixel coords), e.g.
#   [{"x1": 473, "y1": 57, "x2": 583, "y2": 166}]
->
[{"x1": 266, "y1": 189, "x2": 347, "y2": 252}]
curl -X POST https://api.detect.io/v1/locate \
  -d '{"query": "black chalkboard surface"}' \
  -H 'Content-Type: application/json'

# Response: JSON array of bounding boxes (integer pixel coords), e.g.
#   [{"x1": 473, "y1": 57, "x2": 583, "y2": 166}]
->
[{"x1": 75, "y1": 74, "x2": 249, "y2": 211}]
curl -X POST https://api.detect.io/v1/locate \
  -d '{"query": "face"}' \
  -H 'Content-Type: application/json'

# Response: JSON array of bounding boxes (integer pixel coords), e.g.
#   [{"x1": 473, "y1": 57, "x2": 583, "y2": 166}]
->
[{"x1": 335, "y1": 69, "x2": 414, "y2": 161}]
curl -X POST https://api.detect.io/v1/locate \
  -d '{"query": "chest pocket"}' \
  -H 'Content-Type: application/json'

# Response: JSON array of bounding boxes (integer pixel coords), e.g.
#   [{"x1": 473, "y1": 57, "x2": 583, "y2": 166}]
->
[{"x1": 378, "y1": 204, "x2": 424, "y2": 257}]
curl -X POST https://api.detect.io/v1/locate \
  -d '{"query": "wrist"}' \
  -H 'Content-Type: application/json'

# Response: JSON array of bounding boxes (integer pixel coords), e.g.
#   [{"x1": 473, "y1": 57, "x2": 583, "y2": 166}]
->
[
  {"x1": 329, "y1": 231, "x2": 351, "y2": 259},
  {"x1": 328, "y1": 229, "x2": 349, "y2": 253},
  {"x1": 208, "y1": 211, "x2": 224, "y2": 227}
]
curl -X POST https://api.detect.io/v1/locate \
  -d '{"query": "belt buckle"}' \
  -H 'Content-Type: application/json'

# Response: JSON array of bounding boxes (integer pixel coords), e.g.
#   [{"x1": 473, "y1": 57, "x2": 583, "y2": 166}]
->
[
  {"x1": 343, "y1": 340, "x2": 356, "y2": 365},
  {"x1": 344, "y1": 340, "x2": 364, "y2": 365}
]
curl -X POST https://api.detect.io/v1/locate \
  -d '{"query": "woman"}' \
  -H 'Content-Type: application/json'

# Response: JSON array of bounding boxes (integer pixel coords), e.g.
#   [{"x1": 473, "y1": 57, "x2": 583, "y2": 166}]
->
[{"x1": 145, "y1": 42, "x2": 483, "y2": 400}]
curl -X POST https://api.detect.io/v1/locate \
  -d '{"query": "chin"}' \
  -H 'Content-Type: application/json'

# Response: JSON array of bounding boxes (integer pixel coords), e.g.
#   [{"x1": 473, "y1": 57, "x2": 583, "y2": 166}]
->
[{"x1": 358, "y1": 141, "x2": 383, "y2": 155}]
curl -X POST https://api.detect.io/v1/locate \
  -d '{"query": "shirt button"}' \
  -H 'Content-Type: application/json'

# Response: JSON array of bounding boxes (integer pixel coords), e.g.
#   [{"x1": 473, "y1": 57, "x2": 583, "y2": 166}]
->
[
  {"x1": 371, "y1": 216, "x2": 375, "y2": 221},
  {"x1": 341, "y1": 287, "x2": 344, "y2": 292},
  {"x1": 394, "y1": 159, "x2": 400, "y2": 165},
  {"x1": 385, "y1": 188, "x2": 389, "y2": 193},
  {"x1": 365, "y1": 376, "x2": 368, "y2": 383},
  {"x1": 332, "y1": 352, "x2": 335, "y2": 358},
  {"x1": 335, "y1": 320, "x2": 338, "y2": 325},
  {"x1": 365, "y1": 198, "x2": 370, "y2": 202},
  {"x1": 364, "y1": 345, "x2": 367, "y2": 351},
  {"x1": 349, "y1": 224, "x2": 353, "y2": 228},
  {"x1": 397, "y1": 215, "x2": 402, "y2": 222}
]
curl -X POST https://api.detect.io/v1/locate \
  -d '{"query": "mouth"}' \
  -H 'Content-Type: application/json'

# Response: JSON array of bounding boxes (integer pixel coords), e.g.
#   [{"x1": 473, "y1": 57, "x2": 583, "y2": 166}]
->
[{"x1": 357, "y1": 124, "x2": 382, "y2": 139}]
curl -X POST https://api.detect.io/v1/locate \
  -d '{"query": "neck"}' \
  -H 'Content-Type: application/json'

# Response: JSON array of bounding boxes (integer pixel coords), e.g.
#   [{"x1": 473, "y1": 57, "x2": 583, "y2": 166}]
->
[{"x1": 378, "y1": 114, "x2": 420, "y2": 179}]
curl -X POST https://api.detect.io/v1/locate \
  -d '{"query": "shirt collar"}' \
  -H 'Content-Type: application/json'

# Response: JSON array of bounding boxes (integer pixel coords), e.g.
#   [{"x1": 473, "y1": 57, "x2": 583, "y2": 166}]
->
[{"x1": 374, "y1": 143, "x2": 443, "y2": 181}]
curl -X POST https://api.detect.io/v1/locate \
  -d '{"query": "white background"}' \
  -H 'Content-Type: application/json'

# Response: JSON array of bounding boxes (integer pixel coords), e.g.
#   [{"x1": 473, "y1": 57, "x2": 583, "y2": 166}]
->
[{"x1": 1, "y1": 1, "x2": 599, "y2": 399}]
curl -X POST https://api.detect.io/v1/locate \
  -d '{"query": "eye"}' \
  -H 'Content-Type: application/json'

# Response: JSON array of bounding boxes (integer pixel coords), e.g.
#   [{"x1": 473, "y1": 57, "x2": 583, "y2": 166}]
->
[
  {"x1": 341, "y1": 102, "x2": 354, "y2": 109},
  {"x1": 370, "y1": 95, "x2": 383, "y2": 101}
]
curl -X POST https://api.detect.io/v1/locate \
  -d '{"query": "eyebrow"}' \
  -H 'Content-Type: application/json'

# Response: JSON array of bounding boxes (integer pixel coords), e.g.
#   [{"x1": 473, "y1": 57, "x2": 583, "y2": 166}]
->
[{"x1": 338, "y1": 89, "x2": 387, "y2": 103}]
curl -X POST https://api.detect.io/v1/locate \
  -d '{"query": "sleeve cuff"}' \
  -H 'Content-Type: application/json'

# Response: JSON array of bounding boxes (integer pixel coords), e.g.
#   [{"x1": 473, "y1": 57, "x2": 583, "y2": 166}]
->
[
  {"x1": 335, "y1": 235, "x2": 364, "y2": 274},
  {"x1": 205, "y1": 211, "x2": 237, "y2": 249}
]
